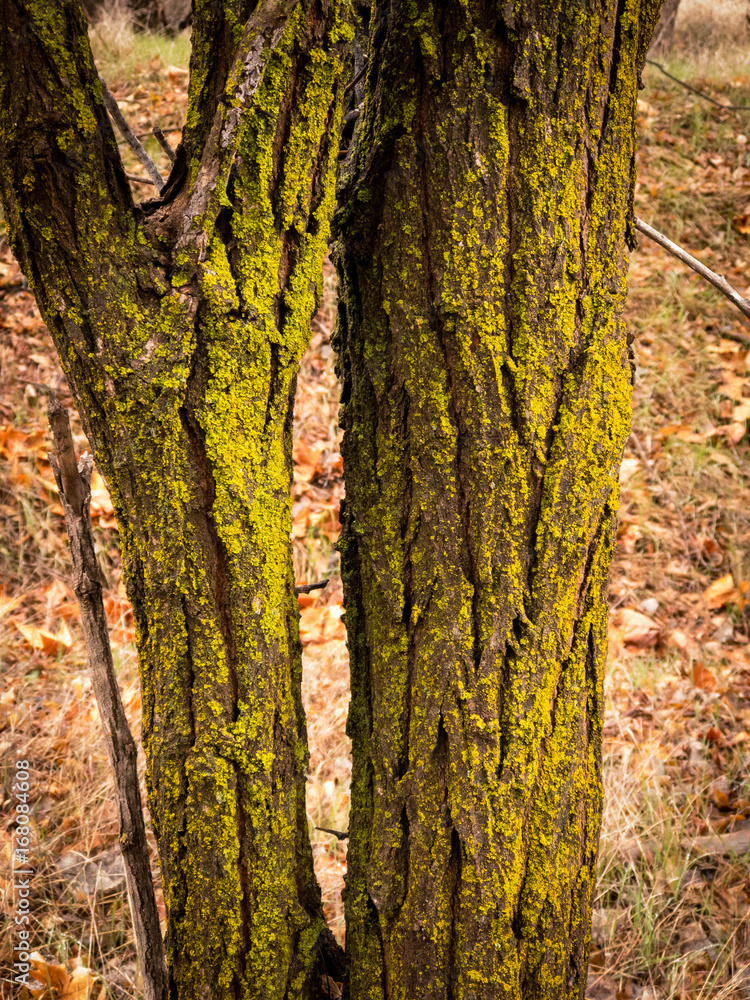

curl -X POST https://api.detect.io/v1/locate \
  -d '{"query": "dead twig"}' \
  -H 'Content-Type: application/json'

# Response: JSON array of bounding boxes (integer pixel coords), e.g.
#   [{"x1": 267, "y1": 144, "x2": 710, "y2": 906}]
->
[
  {"x1": 316, "y1": 826, "x2": 349, "y2": 841},
  {"x1": 645, "y1": 59, "x2": 750, "y2": 111},
  {"x1": 344, "y1": 60, "x2": 368, "y2": 98},
  {"x1": 295, "y1": 579, "x2": 329, "y2": 595},
  {"x1": 126, "y1": 172, "x2": 156, "y2": 186},
  {"x1": 47, "y1": 397, "x2": 167, "y2": 1000},
  {"x1": 152, "y1": 126, "x2": 176, "y2": 163},
  {"x1": 634, "y1": 216, "x2": 750, "y2": 325},
  {"x1": 99, "y1": 77, "x2": 164, "y2": 192}
]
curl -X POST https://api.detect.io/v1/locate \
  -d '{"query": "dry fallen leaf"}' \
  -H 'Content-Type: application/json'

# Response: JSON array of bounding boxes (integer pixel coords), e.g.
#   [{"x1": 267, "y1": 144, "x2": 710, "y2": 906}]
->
[
  {"x1": 14, "y1": 621, "x2": 72, "y2": 657},
  {"x1": 299, "y1": 604, "x2": 346, "y2": 645},
  {"x1": 614, "y1": 608, "x2": 661, "y2": 647},
  {"x1": 669, "y1": 628, "x2": 702, "y2": 661},
  {"x1": 703, "y1": 574, "x2": 736, "y2": 610},
  {"x1": 23, "y1": 954, "x2": 105, "y2": 1000},
  {"x1": 718, "y1": 371, "x2": 750, "y2": 402},
  {"x1": 692, "y1": 662, "x2": 718, "y2": 692},
  {"x1": 0, "y1": 587, "x2": 24, "y2": 620},
  {"x1": 88, "y1": 470, "x2": 114, "y2": 517},
  {"x1": 619, "y1": 457, "x2": 640, "y2": 484}
]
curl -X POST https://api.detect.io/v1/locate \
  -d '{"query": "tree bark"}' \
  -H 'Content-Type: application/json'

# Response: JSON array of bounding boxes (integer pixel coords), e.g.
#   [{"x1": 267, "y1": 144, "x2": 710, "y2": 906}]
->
[
  {"x1": 649, "y1": 0, "x2": 680, "y2": 56},
  {"x1": 334, "y1": 2, "x2": 661, "y2": 998},
  {"x1": 0, "y1": 2, "x2": 349, "y2": 997}
]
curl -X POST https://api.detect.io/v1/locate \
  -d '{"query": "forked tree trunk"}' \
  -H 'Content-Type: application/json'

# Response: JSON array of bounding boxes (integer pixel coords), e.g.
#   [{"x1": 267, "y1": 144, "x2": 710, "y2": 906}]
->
[
  {"x1": 334, "y1": 2, "x2": 661, "y2": 998},
  {"x1": 0, "y1": 1, "x2": 348, "y2": 997}
]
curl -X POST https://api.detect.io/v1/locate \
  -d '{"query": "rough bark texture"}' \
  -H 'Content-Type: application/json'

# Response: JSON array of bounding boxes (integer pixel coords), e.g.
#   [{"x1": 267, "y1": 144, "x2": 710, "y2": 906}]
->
[
  {"x1": 648, "y1": 0, "x2": 680, "y2": 55},
  {"x1": 0, "y1": 2, "x2": 350, "y2": 997},
  {"x1": 334, "y1": 2, "x2": 660, "y2": 998}
]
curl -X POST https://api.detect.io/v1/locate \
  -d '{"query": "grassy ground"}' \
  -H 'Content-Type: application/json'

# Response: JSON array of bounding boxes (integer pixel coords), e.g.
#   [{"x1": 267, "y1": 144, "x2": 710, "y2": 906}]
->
[{"x1": 1, "y1": 3, "x2": 750, "y2": 998}]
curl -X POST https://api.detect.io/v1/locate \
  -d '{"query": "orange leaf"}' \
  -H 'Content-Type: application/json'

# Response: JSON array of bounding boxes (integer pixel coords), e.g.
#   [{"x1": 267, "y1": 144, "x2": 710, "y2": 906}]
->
[
  {"x1": 26, "y1": 954, "x2": 104, "y2": 1000},
  {"x1": 299, "y1": 604, "x2": 346, "y2": 645},
  {"x1": 294, "y1": 463, "x2": 316, "y2": 483},
  {"x1": 89, "y1": 470, "x2": 114, "y2": 516},
  {"x1": 15, "y1": 621, "x2": 72, "y2": 657},
  {"x1": 692, "y1": 662, "x2": 717, "y2": 691},
  {"x1": 0, "y1": 588, "x2": 24, "y2": 621},
  {"x1": 718, "y1": 372, "x2": 750, "y2": 402},
  {"x1": 703, "y1": 574, "x2": 736, "y2": 609}
]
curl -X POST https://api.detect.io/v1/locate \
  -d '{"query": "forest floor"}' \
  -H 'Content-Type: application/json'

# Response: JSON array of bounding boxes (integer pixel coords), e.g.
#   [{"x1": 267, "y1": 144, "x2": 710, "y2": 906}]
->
[{"x1": 2, "y1": 2, "x2": 750, "y2": 998}]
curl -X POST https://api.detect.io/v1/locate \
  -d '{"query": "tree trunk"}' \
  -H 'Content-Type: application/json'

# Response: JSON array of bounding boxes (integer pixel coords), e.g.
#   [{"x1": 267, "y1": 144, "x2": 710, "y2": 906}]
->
[
  {"x1": 649, "y1": 0, "x2": 680, "y2": 56},
  {"x1": 334, "y1": 2, "x2": 660, "y2": 998},
  {"x1": 0, "y1": 1, "x2": 348, "y2": 997}
]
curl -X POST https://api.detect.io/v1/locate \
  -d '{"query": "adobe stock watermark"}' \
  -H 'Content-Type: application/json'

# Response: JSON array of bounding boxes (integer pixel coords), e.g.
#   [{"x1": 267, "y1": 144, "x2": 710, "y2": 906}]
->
[{"x1": 12, "y1": 758, "x2": 34, "y2": 990}]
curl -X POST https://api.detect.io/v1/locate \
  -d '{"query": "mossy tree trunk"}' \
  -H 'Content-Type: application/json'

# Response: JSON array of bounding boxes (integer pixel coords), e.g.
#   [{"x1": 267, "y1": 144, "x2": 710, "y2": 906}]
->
[
  {"x1": 334, "y1": 2, "x2": 660, "y2": 998},
  {"x1": 0, "y1": 1, "x2": 350, "y2": 997}
]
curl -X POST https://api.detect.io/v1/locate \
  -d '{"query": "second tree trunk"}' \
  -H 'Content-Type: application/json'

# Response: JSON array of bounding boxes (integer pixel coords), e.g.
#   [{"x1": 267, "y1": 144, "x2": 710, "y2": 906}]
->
[{"x1": 335, "y1": 1, "x2": 660, "y2": 997}]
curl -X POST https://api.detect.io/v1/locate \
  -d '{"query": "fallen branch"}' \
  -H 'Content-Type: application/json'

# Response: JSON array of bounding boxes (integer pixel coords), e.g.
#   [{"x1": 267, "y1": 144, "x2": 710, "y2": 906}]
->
[
  {"x1": 645, "y1": 59, "x2": 750, "y2": 112},
  {"x1": 634, "y1": 216, "x2": 750, "y2": 329},
  {"x1": 99, "y1": 78, "x2": 164, "y2": 192},
  {"x1": 621, "y1": 826, "x2": 750, "y2": 865},
  {"x1": 47, "y1": 397, "x2": 167, "y2": 1000},
  {"x1": 682, "y1": 827, "x2": 750, "y2": 857}
]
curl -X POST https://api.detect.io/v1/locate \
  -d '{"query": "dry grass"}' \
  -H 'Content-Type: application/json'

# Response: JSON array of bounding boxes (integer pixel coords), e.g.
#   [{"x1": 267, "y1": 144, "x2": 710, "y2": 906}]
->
[
  {"x1": 2, "y1": 4, "x2": 750, "y2": 998},
  {"x1": 88, "y1": 3, "x2": 190, "y2": 90},
  {"x1": 673, "y1": 0, "x2": 750, "y2": 66}
]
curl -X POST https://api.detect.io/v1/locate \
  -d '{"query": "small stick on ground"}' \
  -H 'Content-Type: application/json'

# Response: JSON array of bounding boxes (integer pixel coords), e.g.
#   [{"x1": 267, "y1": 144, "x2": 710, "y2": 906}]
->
[
  {"x1": 634, "y1": 216, "x2": 750, "y2": 342},
  {"x1": 47, "y1": 397, "x2": 167, "y2": 1000},
  {"x1": 99, "y1": 77, "x2": 164, "y2": 192}
]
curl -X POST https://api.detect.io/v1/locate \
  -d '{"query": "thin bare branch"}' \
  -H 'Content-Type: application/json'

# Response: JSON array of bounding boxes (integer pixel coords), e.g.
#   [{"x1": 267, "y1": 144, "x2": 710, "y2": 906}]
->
[
  {"x1": 316, "y1": 826, "x2": 349, "y2": 841},
  {"x1": 47, "y1": 397, "x2": 168, "y2": 1000},
  {"x1": 634, "y1": 216, "x2": 750, "y2": 326},
  {"x1": 152, "y1": 126, "x2": 176, "y2": 163},
  {"x1": 99, "y1": 77, "x2": 165, "y2": 192},
  {"x1": 294, "y1": 579, "x2": 329, "y2": 595},
  {"x1": 344, "y1": 59, "x2": 368, "y2": 97},
  {"x1": 126, "y1": 172, "x2": 156, "y2": 186},
  {"x1": 645, "y1": 59, "x2": 750, "y2": 111}
]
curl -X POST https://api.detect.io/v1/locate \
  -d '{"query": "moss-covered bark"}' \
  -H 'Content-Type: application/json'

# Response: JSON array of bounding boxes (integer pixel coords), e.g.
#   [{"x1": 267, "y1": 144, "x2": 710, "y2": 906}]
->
[
  {"x1": 334, "y1": 2, "x2": 660, "y2": 997},
  {"x1": 0, "y1": 1, "x2": 350, "y2": 997}
]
